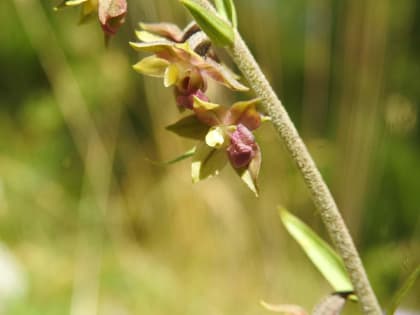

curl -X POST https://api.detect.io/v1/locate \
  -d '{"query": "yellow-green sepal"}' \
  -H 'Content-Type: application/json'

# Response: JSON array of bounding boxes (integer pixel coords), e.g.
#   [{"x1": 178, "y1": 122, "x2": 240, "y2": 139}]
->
[
  {"x1": 132, "y1": 56, "x2": 169, "y2": 77},
  {"x1": 191, "y1": 143, "x2": 227, "y2": 183},
  {"x1": 166, "y1": 115, "x2": 209, "y2": 140}
]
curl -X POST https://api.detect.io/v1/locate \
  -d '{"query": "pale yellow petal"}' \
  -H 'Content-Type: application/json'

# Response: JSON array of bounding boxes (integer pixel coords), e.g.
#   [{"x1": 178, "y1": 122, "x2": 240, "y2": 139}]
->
[
  {"x1": 164, "y1": 63, "x2": 179, "y2": 87},
  {"x1": 135, "y1": 30, "x2": 166, "y2": 43},
  {"x1": 205, "y1": 126, "x2": 225, "y2": 148}
]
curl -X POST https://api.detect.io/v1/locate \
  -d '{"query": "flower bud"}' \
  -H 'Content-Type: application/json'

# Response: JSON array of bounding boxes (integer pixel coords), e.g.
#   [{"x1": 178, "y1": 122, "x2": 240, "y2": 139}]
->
[{"x1": 227, "y1": 124, "x2": 258, "y2": 168}]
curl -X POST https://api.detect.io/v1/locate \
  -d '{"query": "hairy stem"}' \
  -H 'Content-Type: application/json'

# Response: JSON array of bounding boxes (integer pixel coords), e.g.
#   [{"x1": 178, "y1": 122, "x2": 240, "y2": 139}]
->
[
  {"x1": 232, "y1": 31, "x2": 382, "y2": 315},
  {"x1": 188, "y1": 1, "x2": 382, "y2": 314}
]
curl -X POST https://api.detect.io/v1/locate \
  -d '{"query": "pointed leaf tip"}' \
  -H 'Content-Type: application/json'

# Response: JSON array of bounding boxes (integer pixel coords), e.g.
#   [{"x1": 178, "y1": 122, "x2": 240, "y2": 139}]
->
[
  {"x1": 215, "y1": 0, "x2": 238, "y2": 28},
  {"x1": 180, "y1": 0, "x2": 235, "y2": 46},
  {"x1": 235, "y1": 167, "x2": 259, "y2": 196},
  {"x1": 146, "y1": 147, "x2": 196, "y2": 165}
]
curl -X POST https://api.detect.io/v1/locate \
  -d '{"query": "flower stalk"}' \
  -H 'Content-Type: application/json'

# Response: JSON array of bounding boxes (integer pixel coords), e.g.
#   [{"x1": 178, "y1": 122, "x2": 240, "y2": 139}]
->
[{"x1": 183, "y1": 1, "x2": 382, "y2": 315}]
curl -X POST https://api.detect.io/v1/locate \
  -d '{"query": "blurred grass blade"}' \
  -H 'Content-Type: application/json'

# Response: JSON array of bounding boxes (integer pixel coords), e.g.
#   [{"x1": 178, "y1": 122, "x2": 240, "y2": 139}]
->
[
  {"x1": 147, "y1": 147, "x2": 196, "y2": 165},
  {"x1": 214, "y1": 0, "x2": 237, "y2": 28},
  {"x1": 180, "y1": 0, "x2": 234, "y2": 46},
  {"x1": 260, "y1": 300, "x2": 307, "y2": 315},
  {"x1": 279, "y1": 208, "x2": 354, "y2": 292},
  {"x1": 387, "y1": 265, "x2": 420, "y2": 315}
]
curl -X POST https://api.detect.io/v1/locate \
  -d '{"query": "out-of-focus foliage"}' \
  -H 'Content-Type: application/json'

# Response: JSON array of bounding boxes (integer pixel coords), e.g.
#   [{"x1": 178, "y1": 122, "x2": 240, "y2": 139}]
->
[{"x1": 0, "y1": 0, "x2": 419, "y2": 314}]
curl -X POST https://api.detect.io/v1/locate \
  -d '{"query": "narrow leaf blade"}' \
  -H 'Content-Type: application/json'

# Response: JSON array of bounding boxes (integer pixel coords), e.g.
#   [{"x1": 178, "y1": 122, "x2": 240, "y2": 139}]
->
[
  {"x1": 279, "y1": 208, "x2": 354, "y2": 292},
  {"x1": 387, "y1": 265, "x2": 420, "y2": 315},
  {"x1": 147, "y1": 147, "x2": 196, "y2": 165},
  {"x1": 180, "y1": 0, "x2": 234, "y2": 46}
]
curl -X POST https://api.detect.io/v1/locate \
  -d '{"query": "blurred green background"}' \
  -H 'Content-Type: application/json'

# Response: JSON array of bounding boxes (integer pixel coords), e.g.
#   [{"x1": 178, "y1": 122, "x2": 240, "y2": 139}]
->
[{"x1": 0, "y1": 0, "x2": 419, "y2": 314}]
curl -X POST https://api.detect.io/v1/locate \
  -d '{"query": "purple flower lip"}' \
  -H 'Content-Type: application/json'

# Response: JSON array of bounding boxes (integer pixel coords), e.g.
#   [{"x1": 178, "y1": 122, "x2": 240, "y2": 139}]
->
[
  {"x1": 227, "y1": 124, "x2": 258, "y2": 169},
  {"x1": 176, "y1": 89, "x2": 208, "y2": 109}
]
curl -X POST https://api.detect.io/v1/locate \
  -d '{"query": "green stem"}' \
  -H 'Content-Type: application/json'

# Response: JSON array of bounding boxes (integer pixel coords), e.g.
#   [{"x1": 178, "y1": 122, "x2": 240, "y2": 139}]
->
[{"x1": 187, "y1": 1, "x2": 382, "y2": 315}]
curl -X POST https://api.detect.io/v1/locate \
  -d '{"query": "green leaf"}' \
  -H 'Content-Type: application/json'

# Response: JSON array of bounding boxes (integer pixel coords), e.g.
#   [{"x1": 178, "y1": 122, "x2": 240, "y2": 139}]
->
[
  {"x1": 387, "y1": 265, "x2": 420, "y2": 315},
  {"x1": 279, "y1": 208, "x2": 354, "y2": 292},
  {"x1": 180, "y1": 0, "x2": 235, "y2": 46},
  {"x1": 191, "y1": 143, "x2": 227, "y2": 183},
  {"x1": 214, "y1": 0, "x2": 237, "y2": 28},
  {"x1": 166, "y1": 115, "x2": 209, "y2": 140},
  {"x1": 147, "y1": 147, "x2": 196, "y2": 165}
]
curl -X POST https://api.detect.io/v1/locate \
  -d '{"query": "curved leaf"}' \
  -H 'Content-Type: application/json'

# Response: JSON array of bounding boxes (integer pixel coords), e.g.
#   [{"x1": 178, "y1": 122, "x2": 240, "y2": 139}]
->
[{"x1": 279, "y1": 208, "x2": 354, "y2": 292}]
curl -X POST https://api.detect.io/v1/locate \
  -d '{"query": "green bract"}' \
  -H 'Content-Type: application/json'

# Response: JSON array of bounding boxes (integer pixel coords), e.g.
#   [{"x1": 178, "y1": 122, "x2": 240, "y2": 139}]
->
[
  {"x1": 215, "y1": 0, "x2": 238, "y2": 28},
  {"x1": 180, "y1": 0, "x2": 235, "y2": 46}
]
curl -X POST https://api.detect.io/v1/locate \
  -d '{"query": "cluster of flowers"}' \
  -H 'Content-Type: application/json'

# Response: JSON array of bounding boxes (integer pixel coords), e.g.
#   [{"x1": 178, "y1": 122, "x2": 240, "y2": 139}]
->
[{"x1": 131, "y1": 22, "x2": 267, "y2": 194}]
